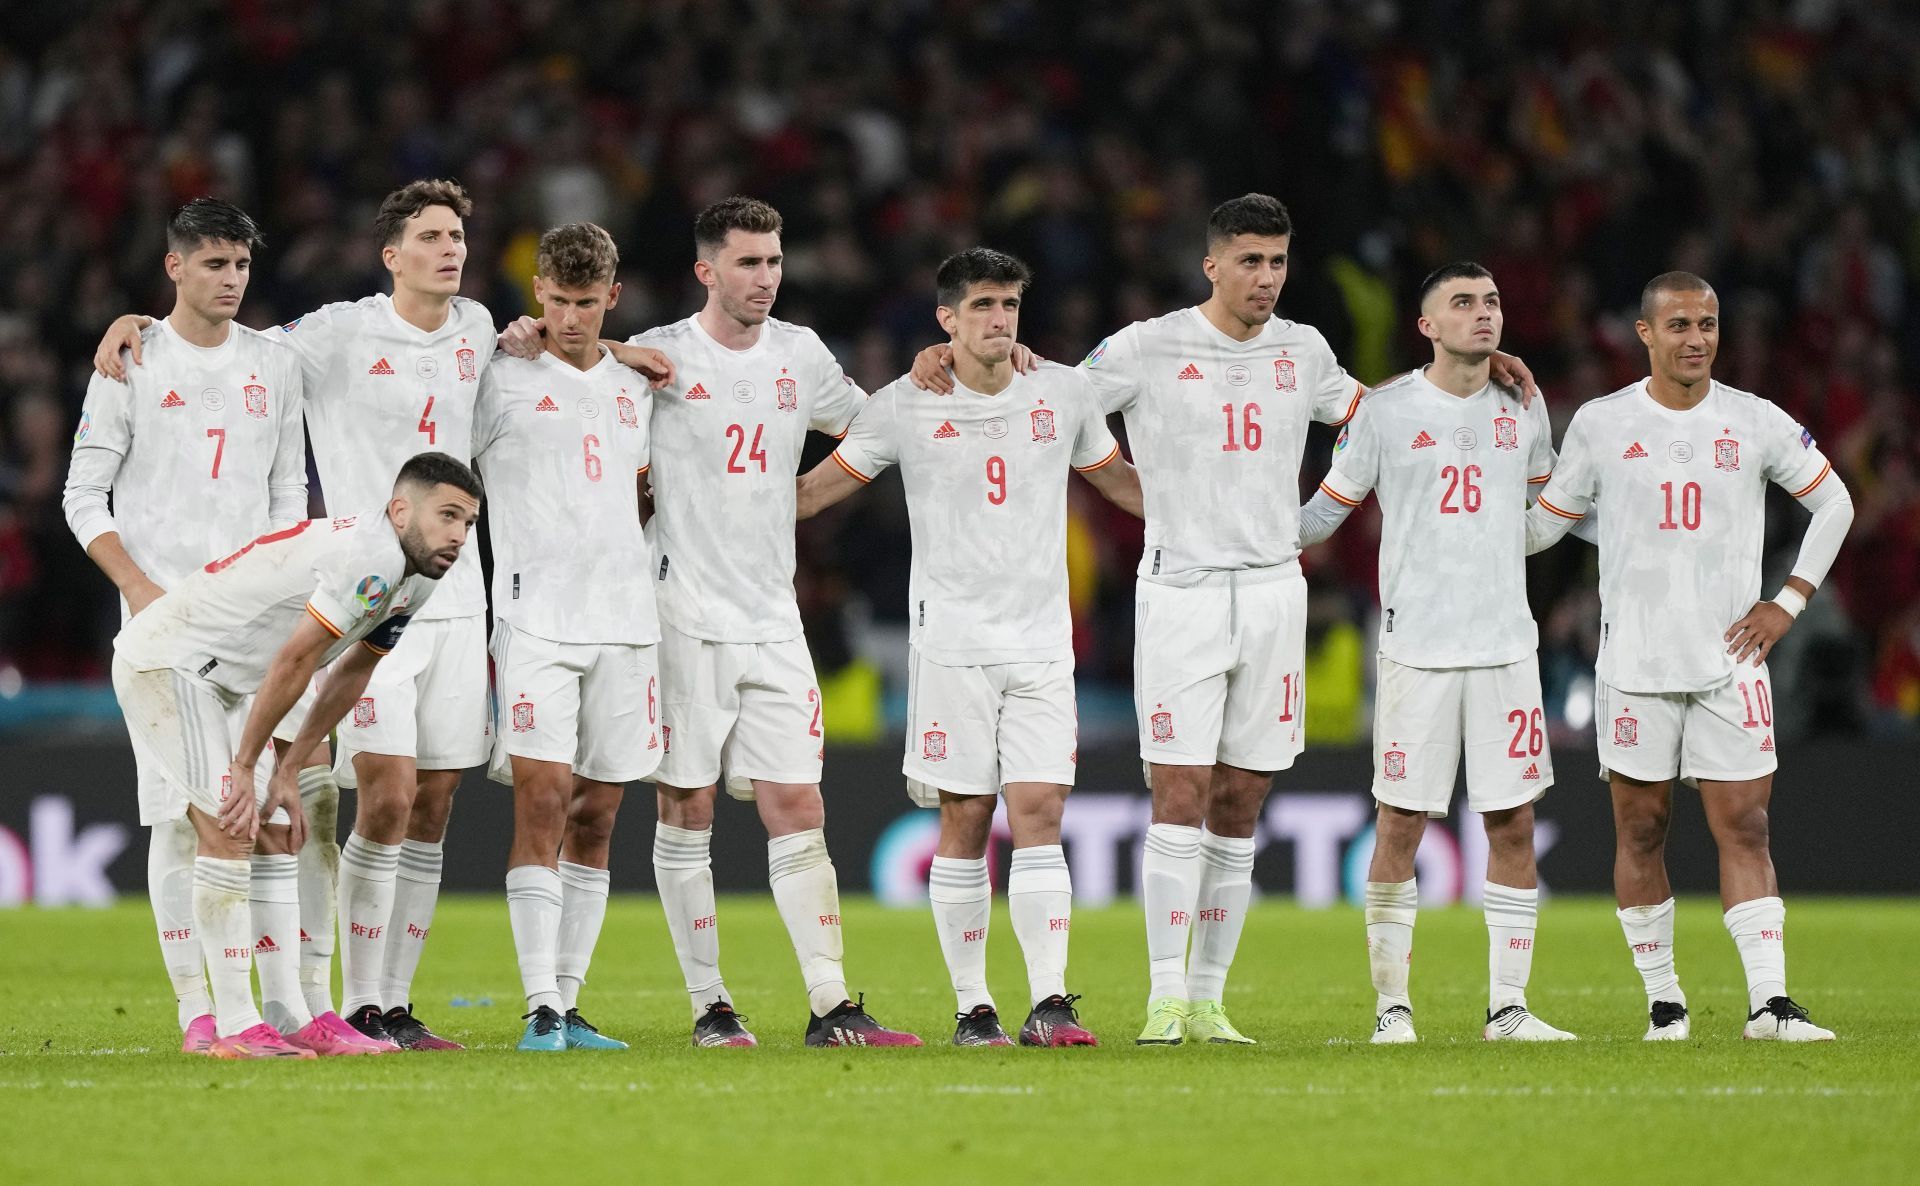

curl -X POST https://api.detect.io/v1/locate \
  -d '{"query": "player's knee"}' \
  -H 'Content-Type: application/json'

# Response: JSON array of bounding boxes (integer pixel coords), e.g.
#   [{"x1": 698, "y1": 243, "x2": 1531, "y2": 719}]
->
[
  {"x1": 658, "y1": 788, "x2": 715, "y2": 830},
  {"x1": 1482, "y1": 804, "x2": 1535, "y2": 851},
  {"x1": 1712, "y1": 805, "x2": 1771, "y2": 854},
  {"x1": 1616, "y1": 808, "x2": 1669, "y2": 855},
  {"x1": 1374, "y1": 804, "x2": 1426, "y2": 857},
  {"x1": 407, "y1": 784, "x2": 455, "y2": 840},
  {"x1": 564, "y1": 807, "x2": 618, "y2": 852}
]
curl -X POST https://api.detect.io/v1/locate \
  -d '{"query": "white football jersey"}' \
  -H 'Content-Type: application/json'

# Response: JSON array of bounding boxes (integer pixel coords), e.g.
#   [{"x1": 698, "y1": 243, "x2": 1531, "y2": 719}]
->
[
  {"x1": 834, "y1": 363, "x2": 1121, "y2": 666},
  {"x1": 628, "y1": 315, "x2": 866, "y2": 642},
  {"x1": 278, "y1": 293, "x2": 495, "y2": 619},
  {"x1": 1535, "y1": 379, "x2": 1833, "y2": 693},
  {"x1": 114, "y1": 513, "x2": 437, "y2": 696},
  {"x1": 1080, "y1": 306, "x2": 1362, "y2": 584},
  {"x1": 1318, "y1": 370, "x2": 1555, "y2": 668},
  {"x1": 473, "y1": 348, "x2": 657, "y2": 646},
  {"x1": 64, "y1": 319, "x2": 308, "y2": 590}
]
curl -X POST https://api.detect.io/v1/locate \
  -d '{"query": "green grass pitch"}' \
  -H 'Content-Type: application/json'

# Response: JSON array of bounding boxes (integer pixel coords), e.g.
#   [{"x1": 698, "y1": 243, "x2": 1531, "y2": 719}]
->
[{"x1": 3, "y1": 895, "x2": 1914, "y2": 1185}]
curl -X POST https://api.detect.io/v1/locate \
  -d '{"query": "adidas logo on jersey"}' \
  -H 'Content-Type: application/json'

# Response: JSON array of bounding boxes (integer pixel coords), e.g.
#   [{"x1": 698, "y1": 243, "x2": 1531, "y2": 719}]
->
[
  {"x1": 535, "y1": 396, "x2": 559, "y2": 412},
  {"x1": 1177, "y1": 363, "x2": 1204, "y2": 380},
  {"x1": 1522, "y1": 762, "x2": 1541, "y2": 781},
  {"x1": 1411, "y1": 430, "x2": 1436, "y2": 449},
  {"x1": 1623, "y1": 441, "x2": 1648, "y2": 459},
  {"x1": 160, "y1": 389, "x2": 186, "y2": 409},
  {"x1": 933, "y1": 420, "x2": 960, "y2": 439},
  {"x1": 368, "y1": 357, "x2": 395, "y2": 375},
  {"x1": 685, "y1": 382, "x2": 710, "y2": 400}
]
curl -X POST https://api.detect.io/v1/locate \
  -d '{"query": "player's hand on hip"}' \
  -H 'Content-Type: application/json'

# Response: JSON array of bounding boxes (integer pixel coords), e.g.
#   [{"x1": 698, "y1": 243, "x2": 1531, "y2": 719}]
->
[
  {"x1": 1489, "y1": 350, "x2": 1539, "y2": 407},
  {"x1": 615, "y1": 344, "x2": 675, "y2": 389},
  {"x1": 909, "y1": 344, "x2": 957, "y2": 393},
  {"x1": 94, "y1": 315, "x2": 154, "y2": 381},
  {"x1": 1011, "y1": 342, "x2": 1045, "y2": 374},
  {"x1": 1725, "y1": 600, "x2": 1794, "y2": 665},
  {"x1": 219, "y1": 760, "x2": 260, "y2": 840},
  {"x1": 125, "y1": 578, "x2": 166, "y2": 617},
  {"x1": 498, "y1": 316, "x2": 545, "y2": 360},
  {"x1": 265, "y1": 765, "x2": 308, "y2": 851}
]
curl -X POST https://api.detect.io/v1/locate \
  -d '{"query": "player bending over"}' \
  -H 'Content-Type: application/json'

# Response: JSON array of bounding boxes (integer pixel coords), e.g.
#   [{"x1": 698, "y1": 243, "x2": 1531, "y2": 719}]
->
[
  {"x1": 798, "y1": 248, "x2": 1142, "y2": 1047},
  {"x1": 109, "y1": 453, "x2": 481, "y2": 1057},
  {"x1": 474, "y1": 224, "x2": 659, "y2": 1052},
  {"x1": 1525, "y1": 272, "x2": 1851, "y2": 1041},
  {"x1": 1298, "y1": 263, "x2": 1576, "y2": 1043}
]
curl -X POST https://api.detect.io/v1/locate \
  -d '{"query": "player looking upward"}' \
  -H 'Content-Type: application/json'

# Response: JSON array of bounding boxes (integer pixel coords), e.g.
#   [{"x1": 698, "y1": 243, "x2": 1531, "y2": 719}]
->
[
  {"x1": 1296, "y1": 263, "x2": 1576, "y2": 1043},
  {"x1": 473, "y1": 224, "x2": 658, "y2": 1052},
  {"x1": 796, "y1": 248, "x2": 1142, "y2": 1047},
  {"x1": 1524, "y1": 272, "x2": 1852, "y2": 1041}
]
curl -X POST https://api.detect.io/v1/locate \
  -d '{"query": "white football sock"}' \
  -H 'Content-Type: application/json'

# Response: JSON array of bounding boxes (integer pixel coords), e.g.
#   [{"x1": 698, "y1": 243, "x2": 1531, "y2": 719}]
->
[
  {"x1": 505, "y1": 864, "x2": 563, "y2": 1013},
  {"x1": 194, "y1": 856, "x2": 262, "y2": 1037},
  {"x1": 295, "y1": 765, "x2": 339, "y2": 1019},
  {"x1": 381, "y1": 838, "x2": 444, "y2": 1010},
  {"x1": 1141, "y1": 823, "x2": 1202, "y2": 1002},
  {"x1": 1365, "y1": 878, "x2": 1418, "y2": 1013},
  {"x1": 1187, "y1": 829, "x2": 1254, "y2": 1004},
  {"x1": 768, "y1": 829, "x2": 849, "y2": 1016},
  {"x1": 654, "y1": 823, "x2": 729, "y2": 1018},
  {"x1": 1008, "y1": 844, "x2": 1072, "y2": 1006},
  {"x1": 337, "y1": 833, "x2": 399, "y2": 1014},
  {"x1": 1483, "y1": 881, "x2": 1538, "y2": 1012},
  {"x1": 147, "y1": 820, "x2": 210, "y2": 1028},
  {"x1": 928, "y1": 855, "x2": 994, "y2": 1013},
  {"x1": 556, "y1": 861, "x2": 611, "y2": 1012},
  {"x1": 250, "y1": 853, "x2": 311, "y2": 1033},
  {"x1": 1724, "y1": 896, "x2": 1787, "y2": 1013},
  {"x1": 1617, "y1": 898, "x2": 1685, "y2": 1006}
]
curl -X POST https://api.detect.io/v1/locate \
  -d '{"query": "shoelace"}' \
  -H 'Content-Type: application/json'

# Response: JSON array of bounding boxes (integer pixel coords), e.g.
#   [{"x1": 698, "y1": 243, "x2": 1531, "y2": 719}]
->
[
  {"x1": 1772, "y1": 997, "x2": 1813, "y2": 1023},
  {"x1": 566, "y1": 1010, "x2": 601, "y2": 1034},
  {"x1": 1038, "y1": 994, "x2": 1083, "y2": 1021},
  {"x1": 522, "y1": 1008, "x2": 562, "y2": 1035},
  {"x1": 703, "y1": 1000, "x2": 749, "y2": 1025},
  {"x1": 1651, "y1": 1001, "x2": 1688, "y2": 1026}
]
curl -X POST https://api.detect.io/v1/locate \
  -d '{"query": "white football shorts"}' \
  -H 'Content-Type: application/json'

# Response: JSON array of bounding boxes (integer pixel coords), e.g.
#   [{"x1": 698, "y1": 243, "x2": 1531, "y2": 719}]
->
[
  {"x1": 648, "y1": 622, "x2": 824, "y2": 800},
  {"x1": 903, "y1": 647, "x2": 1077, "y2": 807},
  {"x1": 113, "y1": 657, "x2": 286, "y2": 826},
  {"x1": 1372, "y1": 654, "x2": 1553, "y2": 816},
  {"x1": 336, "y1": 613, "x2": 489, "y2": 784},
  {"x1": 1596, "y1": 664, "x2": 1779, "y2": 786},
  {"x1": 487, "y1": 620, "x2": 662, "y2": 785}
]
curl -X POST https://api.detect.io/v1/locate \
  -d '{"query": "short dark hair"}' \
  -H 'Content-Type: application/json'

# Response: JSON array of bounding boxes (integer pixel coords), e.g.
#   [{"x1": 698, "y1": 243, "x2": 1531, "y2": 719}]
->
[
  {"x1": 1639, "y1": 271, "x2": 1716, "y2": 322},
  {"x1": 537, "y1": 223, "x2": 620, "y2": 288},
  {"x1": 395, "y1": 452, "x2": 484, "y2": 502},
  {"x1": 935, "y1": 248, "x2": 1032, "y2": 309},
  {"x1": 694, "y1": 195, "x2": 783, "y2": 258},
  {"x1": 374, "y1": 179, "x2": 473, "y2": 248},
  {"x1": 1206, "y1": 193, "x2": 1293, "y2": 250},
  {"x1": 1419, "y1": 261, "x2": 1496, "y2": 306},
  {"x1": 167, "y1": 198, "x2": 264, "y2": 256}
]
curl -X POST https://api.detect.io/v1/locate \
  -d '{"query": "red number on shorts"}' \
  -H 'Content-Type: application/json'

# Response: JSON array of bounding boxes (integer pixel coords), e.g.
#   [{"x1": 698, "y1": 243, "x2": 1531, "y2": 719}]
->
[
  {"x1": 1738, "y1": 679, "x2": 1772, "y2": 729},
  {"x1": 1659, "y1": 480, "x2": 1702, "y2": 531},
  {"x1": 1277, "y1": 672, "x2": 1298, "y2": 722},
  {"x1": 206, "y1": 427, "x2": 225, "y2": 478},
  {"x1": 418, "y1": 395, "x2": 437, "y2": 444},
  {"x1": 807, "y1": 688, "x2": 823, "y2": 738},
  {"x1": 1507, "y1": 707, "x2": 1544, "y2": 758},
  {"x1": 646, "y1": 675, "x2": 656, "y2": 724},
  {"x1": 1440, "y1": 464, "x2": 1483, "y2": 514},
  {"x1": 726, "y1": 423, "x2": 768, "y2": 473},
  {"x1": 986, "y1": 455, "x2": 1007, "y2": 504},
  {"x1": 1220, "y1": 403, "x2": 1263, "y2": 452},
  {"x1": 582, "y1": 434, "x2": 603, "y2": 482}
]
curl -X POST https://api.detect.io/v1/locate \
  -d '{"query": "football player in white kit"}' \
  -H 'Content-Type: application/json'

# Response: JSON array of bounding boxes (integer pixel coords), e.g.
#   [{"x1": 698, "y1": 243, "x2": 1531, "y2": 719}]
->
[
  {"x1": 473, "y1": 224, "x2": 660, "y2": 1053},
  {"x1": 109, "y1": 452, "x2": 481, "y2": 1057},
  {"x1": 1525, "y1": 272, "x2": 1852, "y2": 1042},
  {"x1": 1296, "y1": 263, "x2": 1576, "y2": 1044},
  {"x1": 910, "y1": 194, "x2": 1538, "y2": 1046},
  {"x1": 503, "y1": 196, "x2": 919, "y2": 1046},
  {"x1": 65, "y1": 198, "x2": 385, "y2": 1056},
  {"x1": 796, "y1": 248, "x2": 1143, "y2": 1047}
]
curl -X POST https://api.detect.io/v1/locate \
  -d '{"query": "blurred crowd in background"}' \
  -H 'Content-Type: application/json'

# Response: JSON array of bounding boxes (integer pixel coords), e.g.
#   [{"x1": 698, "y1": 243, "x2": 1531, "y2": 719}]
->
[{"x1": 1, "y1": 0, "x2": 1916, "y2": 742}]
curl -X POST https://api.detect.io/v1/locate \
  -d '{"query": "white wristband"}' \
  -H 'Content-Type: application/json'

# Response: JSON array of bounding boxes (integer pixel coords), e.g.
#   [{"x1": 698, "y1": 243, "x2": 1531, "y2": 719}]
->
[{"x1": 1772, "y1": 586, "x2": 1808, "y2": 619}]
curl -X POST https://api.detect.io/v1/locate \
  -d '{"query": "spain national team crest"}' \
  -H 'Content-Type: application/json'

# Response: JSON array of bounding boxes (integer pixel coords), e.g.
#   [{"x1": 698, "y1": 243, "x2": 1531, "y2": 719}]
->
[
  {"x1": 616, "y1": 395, "x2": 638, "y2": 427},
  {"x1": 775, "y1": 376, "x2": 798, "y2": 412},
  {"x1": 1150, "y1": 710, "x2": 1175, "y2": 743},
  {"x1": 511, "y1": 700, "x2": 536, "y2": 733},
  {"x1": 1493, "y1": 415, "x2": 1518, "y2": 451},
  {"x1": 1383, "y1": 749, "x2": 1407, "y2": 782},
  {"x1": 353, "y1": 697, "x2": 377, "y2": 728},
  {"x1": 456, "y1": 347, "x2": 477, "y2": 382},
  {"x1": 1274, "y1": 358, "x2": 1297, "y2": 391},
  {"x1": 244, "y1": 384, "x2": 269, "y2": 419},
  {"x1": 1030, "y1": 406, "x2": 1056, "y2": 443},
  {"x1": 1614, "y1": 714, "x2": 1639, "y2": 748},
  {"x1": 922, "y1": 729, "x2": 948, "y2": 761},
  {"x1": 1714, "y1": 437, "x2": 1740, "y2": 471}
]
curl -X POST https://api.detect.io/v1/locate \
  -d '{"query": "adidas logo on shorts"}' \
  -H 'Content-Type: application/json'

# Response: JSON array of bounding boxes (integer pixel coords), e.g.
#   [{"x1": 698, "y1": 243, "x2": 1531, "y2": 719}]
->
[{"x1": 1522, "y1": 762, "x2": 1541, "y2": 780}]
